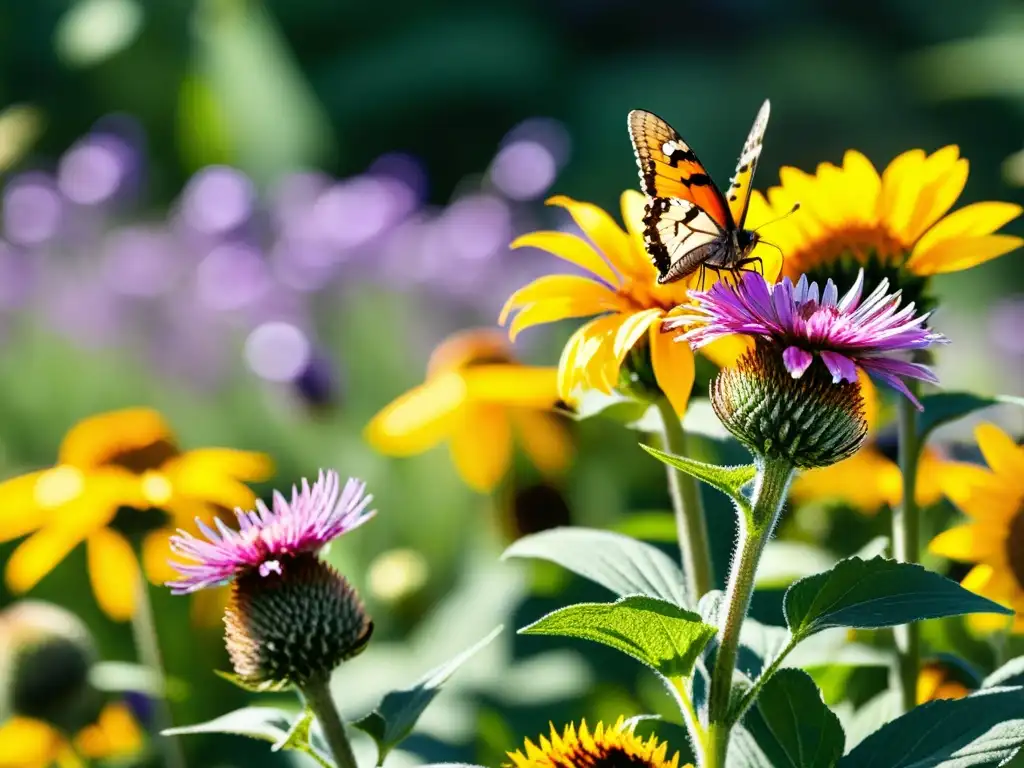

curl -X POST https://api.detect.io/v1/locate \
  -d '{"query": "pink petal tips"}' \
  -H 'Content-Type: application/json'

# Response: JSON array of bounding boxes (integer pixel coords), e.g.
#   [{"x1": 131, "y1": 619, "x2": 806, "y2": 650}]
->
[
  {"x1": 166, "y1": 470, "x2": 375, "y2": 594},
  {"x1": 664, "y1": 269, "x2": 947, "y2": 408}
]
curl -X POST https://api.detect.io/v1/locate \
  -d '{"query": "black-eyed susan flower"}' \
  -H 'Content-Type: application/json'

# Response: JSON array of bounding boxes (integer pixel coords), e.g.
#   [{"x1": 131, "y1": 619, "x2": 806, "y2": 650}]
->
[
  {"x1": 499, "y1": 193, "x2": 778, "y2": 415},
  {"x1": 0, "y1": 702, "x2": 142, "y2": 768},
  {"x1": 365, "y1": 328, "x2": 572, "y2": 493},
  {"x1": 917, "y1": 659, "x2": 975, "y2": 704},
  {"x1": 789, "y1": 375, "x2": 945, "y2": 514},
  {"x1": 506, "y1": 717, "x2": 686, "y2": 768},
  {"x1": 167, "y1": 470, "x2": 374, "y2": 688},
  {"x1": 928, "y1": 423, "x2": 1024, "y2": 633},
  {"x1": 748, "y1": 147, "x2": 1022, "y2": 303},
  {"x1": 0, "y1": 408, "x2": 272, "y2": 621}
]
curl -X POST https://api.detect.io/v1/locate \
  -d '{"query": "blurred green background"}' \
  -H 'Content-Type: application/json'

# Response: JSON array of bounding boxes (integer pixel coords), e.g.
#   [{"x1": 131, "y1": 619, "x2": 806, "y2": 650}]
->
[{"x1": 0, "y1": 0, "x2": 1022, "y2": 765}]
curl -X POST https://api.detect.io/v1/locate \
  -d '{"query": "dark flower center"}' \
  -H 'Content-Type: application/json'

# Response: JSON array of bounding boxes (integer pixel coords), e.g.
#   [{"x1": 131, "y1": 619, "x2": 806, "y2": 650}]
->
[
  {"x1": 1005, "y1": 506, "x2": 1024, "y2": 589},
  {"x1": 547, "y1": 745, "x2": 662, "y2": 767},
  {"x1": 801, "y1": 250, "x2": 934, "y2": 315},
  {"x1": 104, "y1": 438, "x2": 179, "y2": 474}
]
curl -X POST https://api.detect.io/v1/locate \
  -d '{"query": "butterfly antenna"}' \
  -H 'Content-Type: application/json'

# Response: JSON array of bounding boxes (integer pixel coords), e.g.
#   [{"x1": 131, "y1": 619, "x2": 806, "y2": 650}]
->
[{"x1": 752, "y1": 202, "x2": 801, "y2": 234}]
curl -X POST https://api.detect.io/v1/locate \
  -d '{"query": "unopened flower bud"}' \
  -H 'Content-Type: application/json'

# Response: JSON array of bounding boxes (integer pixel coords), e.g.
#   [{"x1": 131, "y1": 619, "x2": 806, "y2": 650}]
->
[
  {"x1": 224, "y1": 553, "x2": 373, "y2": 689},
  {"x1": 711, "y1": 342, "x2": 868, "y2": 469}
]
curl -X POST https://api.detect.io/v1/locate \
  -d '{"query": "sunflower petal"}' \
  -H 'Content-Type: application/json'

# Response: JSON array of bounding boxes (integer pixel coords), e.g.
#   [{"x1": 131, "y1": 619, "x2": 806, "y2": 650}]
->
[
  {"x1": 928, "y1": 523, "x2": 999, "y2": 561},
  {"x1": 161, "y1": 453, "x2": 260, "y2": 512},
  {"x1": 87, "y1": 529, "x2": 140, "y2": 621},
  {"x1": 557, "y1": 322, "x2": 591, "y2": 402},
  {"x1": 906, "y1": 233, "x2": 1023, "y2": 275},
  {"x1": 449, "y1": 405, "x2": 512, "y2": 492},
  {"x1": 578, "y1": 314, "x2": 626, "y2": 394},
  {"x1": 939, "y1": 460, "x2": 1020, "y2": 521},
  {"x1": 365, "y1": 373, "x2": 467, "y2": 456},
  {"x1": 975, "y1": 423, "x2": 1024, "y2": 480},
  {"x1": 790, "y1": 447, "x2": 902, "y2": 513},
  {"x1": 514, "y1": 410, "x2": 573, "y2": 477},
  {"x1": 650, "y1": 324, "x2": 695, "y2": 416},
  {"x1": 142, "y1": 528, "x2": 178, "y2": 584},
  {"x1": 878, "y1": 148, "x2": 927, "y2": 241},
  {"x1": 0, "y1": 470, "x2": 51, "y2": 542},
  {"x1": 0, "y1": 716, "x2": 63, "y2": 763},
  {"x1": 76, "y1": 702, "x2": 143, "y2": 759},
  {"x1": 511, "y1": 230, "x2": 621, "y2": 287},
  {"x1": 546, "y1": 196, "x2": 634, "y2": 277},
  {"x1": 462, "y1": 365, "x2": 560, "y2": 409},
  {"x1": 911, "y1": 200, "x2": 1023, "y2": 257},
  {"x1": 842, "y1": 150, "x2": 882, "y2": 222},
  {"x1": 618, "y1": 190, "x2": 661, "y2": 279},
  {"x1": 500, "y1": 274, "x2": 625, "y2": 329},
  {"x1": 613, "y1": 308, "x2": 663, "y2": 363},
  {"x1": 903, "y1": 147, "x2": 966, "y2": 242},
  {"x1": 507, "y1": 299, "x2": 615, "y2": 342}
]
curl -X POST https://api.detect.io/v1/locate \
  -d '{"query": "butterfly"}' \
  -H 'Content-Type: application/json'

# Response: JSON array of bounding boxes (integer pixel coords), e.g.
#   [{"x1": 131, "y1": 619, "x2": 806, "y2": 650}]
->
[{"x1": 628, "y1": 100, "x2": 770, "y2": 285}]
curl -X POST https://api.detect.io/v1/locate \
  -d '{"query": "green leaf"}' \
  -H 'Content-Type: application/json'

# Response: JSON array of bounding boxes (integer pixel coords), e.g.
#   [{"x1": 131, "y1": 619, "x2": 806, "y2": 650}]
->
[
  {"x1": 984, "y1": 657, "x2": 1024, "y2": 688},
  {"x1": 163, "y1": 706, "x2": 294, "y2": 744},
  {"x1": 741, "y1": 669, "x2": 845, "y2": 768},
  {"x1": 520, "y1": 595, "x2": 716, "y2": 679},
  {"x1": 562, "y1": 388, "x2": 652, "y2": 425},
  {"x1": 917, "y1": 392, "x2": 1024, "y2": 447},
  {"x1": 728, "y1": 723, "x2": 774, "y2": 768},
  {"x1": 213, "y1": 668, "x2": 290, "y2": 693},
  {"x1": 271, "y1": 709, "x2": 335, "y2": 768},
  {"x1": 839, "y1": 687, "x2": 1024, "y2": 767},
  {"x1": 784, "y1": 556, "x2": 1011, "y2": 640},
  {"x1": 503, "y1": 527, "x2": 688, "y2": 606},
  {"x1": 352, "y1": 626, "x2": 502, "y2": 766},
  {"x1": 640, "y1": 443, "x2": 755, "y2": 500}
]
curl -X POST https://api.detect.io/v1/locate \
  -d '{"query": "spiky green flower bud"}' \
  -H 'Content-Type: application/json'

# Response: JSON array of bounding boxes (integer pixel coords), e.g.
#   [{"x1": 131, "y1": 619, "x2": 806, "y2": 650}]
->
[
  {"x1": 711, "y1": 342, "x2": 868, "y2": 469},
  {"x1": 224, "y1": 553, "x2": 373, "y2": 689}
]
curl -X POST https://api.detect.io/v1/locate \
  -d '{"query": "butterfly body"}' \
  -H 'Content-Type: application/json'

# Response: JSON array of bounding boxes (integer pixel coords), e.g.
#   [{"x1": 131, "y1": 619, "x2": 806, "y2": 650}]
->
[{"x1": 628, "y1": 101, "x2": 770, "y2": 284}]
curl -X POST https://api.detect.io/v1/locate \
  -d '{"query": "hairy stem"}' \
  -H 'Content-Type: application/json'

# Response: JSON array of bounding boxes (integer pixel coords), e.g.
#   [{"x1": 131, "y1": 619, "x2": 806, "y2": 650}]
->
[
  {"x1": 655, "y1": 397, "x2": 714, "y2": 604},
  {"x1": 131, "y1": 571, "x2": 187, "y2": 768},
  {"x1": 301, "y1": 676, "x2": 359, "y2": 768},
  {"x1": 892, "y1": 388, "x2": 921, "y2": 713},
  {"x1": 704, "y1": 456, "x2": 795, "y2": 768}
]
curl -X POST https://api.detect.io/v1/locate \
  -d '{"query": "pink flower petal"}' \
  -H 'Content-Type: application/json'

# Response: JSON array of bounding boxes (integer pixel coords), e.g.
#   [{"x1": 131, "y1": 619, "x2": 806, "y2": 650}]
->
[{"x1": 782, "y1": 346, "x2": 813, "y2": 378}]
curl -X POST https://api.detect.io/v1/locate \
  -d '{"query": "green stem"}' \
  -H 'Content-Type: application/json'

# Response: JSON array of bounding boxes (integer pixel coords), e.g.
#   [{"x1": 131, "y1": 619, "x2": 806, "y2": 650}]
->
[
  {"x1": 728, "y1": 635, "x2": 799, "y2": 725},
  {"x1": 892, "y1": 388, "x2": 921, "y2": 713},
  {"x1": 704, "y1": 456, "x2": 795, "y2": 768},
  {"x1": 655, "y1": 397, "x2": 714, "y2": 604},
  {"x1": 301, "y1": 676, "x2": 359, "y2": 768},
  {"x1": 130, "y1": 571, "x2": 187, "y2": 768}
]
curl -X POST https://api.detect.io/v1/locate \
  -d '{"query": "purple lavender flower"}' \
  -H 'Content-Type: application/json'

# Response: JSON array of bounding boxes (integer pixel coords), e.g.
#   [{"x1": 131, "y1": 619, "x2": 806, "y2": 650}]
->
[
  {"x1": 665, "y1": 269, "x2": 947, "y2": 408},
  {"x1": 167, "y1": 470, "x2": 374, "y2": 594}
]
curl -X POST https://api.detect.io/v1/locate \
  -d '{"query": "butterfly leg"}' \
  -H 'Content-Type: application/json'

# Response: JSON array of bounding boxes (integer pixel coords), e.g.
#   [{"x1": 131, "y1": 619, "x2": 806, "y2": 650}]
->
[{"x1": 735, "y1": 256, "x2": 764, "y2": 276}]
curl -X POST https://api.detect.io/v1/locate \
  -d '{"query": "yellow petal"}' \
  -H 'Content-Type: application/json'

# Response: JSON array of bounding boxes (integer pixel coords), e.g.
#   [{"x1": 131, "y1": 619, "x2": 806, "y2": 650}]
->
[
  {"x1": 86, "y1": 529, "x2": 140, "y2": 621},
  {"x1": 975, "y1": 423, "x2": 1024, "y2": 480},
  {"x1": 171, "y1": 448, "x2": 272, "y2": 482},
  {"x1": 618, "y1": 190, "x2": 661, "y2": 279},
  {"x1": 76, "y1": 703, "x2": 143, "y2": 759},
  {"x1": 449, "y1": 405, "x2": 512, "y2": 492},
  {"x1": 699, "y1": 334, "x2": 753, "y2": 369},
  {"x1": 913, "y1": 233, "x2": 1023, "y2": 275},
  {"x1": 791, "y1": 448, "x2": 902, "y2": 514},
  {"x1": 916, "y1": 664, "x2": 944, "y2": 704},
  {"x1": 904, "y1": 148, "x2": 968, "y2": 243},
  {"x1": 878, "y1": 148, "x2": 927, "y2": 241},
  {"x1": 58, "y1": 408, "x2": 174, "y2": 469},
  {"x1": 961, "y1": 563, "x2": 995, "y2": 593},
  {"x1": 5, "y1": 475, "x2": 125, "y2": 593},
  {"x1": 613, "y1": 308, "x2": 663, "y2": 363},
  {"x1": 510, "y1": 230, "x2": 621, "y2": 287},
  {"x1": 462, "y1": 365, "x2": 560, "y2": 409},
  {"x1": 577, "y1": 313, "x2": 626, "y2": 394},
  {"x1": 161, "y1": 452, "x2": 261, "y2": 512},
  {"x1": 546, "y1": 196, "x2": 634, "y2": 276},
  {"x1": 0, "y1": 716, "x2": 63, "y2": 764},
  {"x1": 142, "y1": 528, "x2": 179, "y2": 584},
  {"x1": 557, "y1": 322, "x2": 591, "y2": 402},
  {"x1": 0, "y1": 470, "x2": 50, "y2": 542},
  {"x1": 928, "y1": 523, "x2": 998, "y2": 561},
  {"x1": 500, "y1": 274, "x2": 625, "y2": 326},
  {"x1": 426, "y1": 328, "x2": 510, "y2": 376},
  {"x1": 842, "y1": 150, "x2": 882, "y2": 221},
  {"x1": 915, "y1": 448, "x2": 947, "y2": 507},
  {"x1": 910, "y1": 201, "x2": 1022, "y2": 257},
  {"x1": 649, "y1": 324, "x2": 694, "y2": 416},
  {"x1": 514, "y1": 410, "x2": 573, "y2": 477},
  {"x1": 506, "y1": 299, "x2": 613, "y2": 342},
  {"x1": 939, "y1": 460, "x2": 1019, "y2": 522},
  {"x1": 365, "y1": 373, "x2": 467, "y2": 456}
]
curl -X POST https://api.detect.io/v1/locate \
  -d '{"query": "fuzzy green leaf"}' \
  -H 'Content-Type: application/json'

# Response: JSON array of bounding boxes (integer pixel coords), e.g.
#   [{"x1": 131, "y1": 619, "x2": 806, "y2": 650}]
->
[
  {"x1": 917, "y1": 392, "x2": 1024, "y2": 448},
  {"x1": 839, "y1": 687, "x2": 1024, "y2": 767},
  {"x1": 741, "y1": 669, "x2": 845, "y2": 768},
  {"x1": 503, "y1": 527, "x2": 688, "y2": 607},
  {"x1": 520, "y1": 595, "x2": 716, "y2": 679},
  {"x1": 271, "y1": 710, "x2": 334, "y2": 767},
  {"x1": 352, "y1": 626, "x2": 502, "y2": 766},
  {"x1": 640, "y1": 444, "x2": 756, "y2": 499},
  {"x1": 784, "y1": 557, "x2": 1010, "y2": 640}
]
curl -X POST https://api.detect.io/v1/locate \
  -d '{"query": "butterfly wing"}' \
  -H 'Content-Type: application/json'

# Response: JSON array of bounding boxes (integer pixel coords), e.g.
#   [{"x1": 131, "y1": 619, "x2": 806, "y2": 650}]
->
[
  {"x1": 724, "y1": 100, "x2": 770, "y2": 228},
  {"x1": 643, "y1": 196, "x2": 726, "y2": 283},
  {"x1": 628, "y1": 109, "x2": 732, "y2": 230}
]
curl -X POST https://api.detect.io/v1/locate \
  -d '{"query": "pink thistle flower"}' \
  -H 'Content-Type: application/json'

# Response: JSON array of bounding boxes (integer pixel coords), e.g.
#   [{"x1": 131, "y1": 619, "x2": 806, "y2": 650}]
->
[
  {"x1": 664, "y1": 269, "x2": 947, "y2": 409},
  {"x1": 167, "y1": 470, "x2": 374, "y2": 594}
]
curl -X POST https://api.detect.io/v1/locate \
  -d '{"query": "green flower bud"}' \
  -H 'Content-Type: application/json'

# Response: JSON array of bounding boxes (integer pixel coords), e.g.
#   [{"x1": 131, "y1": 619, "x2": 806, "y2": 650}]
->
[
  {"x1": 711, "y1": 342, "x2": 868, "y2": 469},
  {"x1": 224, "y1": 553, "x2": 373, "y2": 689}
]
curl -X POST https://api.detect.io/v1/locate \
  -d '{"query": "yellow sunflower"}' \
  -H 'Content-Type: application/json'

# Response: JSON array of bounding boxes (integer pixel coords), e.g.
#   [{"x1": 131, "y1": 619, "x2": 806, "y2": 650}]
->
[
  {"x1": 916, "y1": 660, "x2": 973, "y2": 704},
  {"x1": 928, "y1": 423, "x2": 1024, "y2": 633},
  {"x1": 0, "y1": 702, "x2": 142, "y2": 768},
  {"x1": 506, "y1": 716, "x2": 687, "y2": 768},
  {"x1": 499, "y1": 193, "x2": 780, "y2": 416},
  {"x1": 365, "y1": 328, "x2": 572, "y2": 493},
  {"x1": 790, "y1": 374, "x2": 944, "y2": 514},
  {"x1": 749, "y1": 147, "x2": 1022, "y2": 297},
  {"x1": 0, "y1": 408, "x2": 272, "y2": 621}
]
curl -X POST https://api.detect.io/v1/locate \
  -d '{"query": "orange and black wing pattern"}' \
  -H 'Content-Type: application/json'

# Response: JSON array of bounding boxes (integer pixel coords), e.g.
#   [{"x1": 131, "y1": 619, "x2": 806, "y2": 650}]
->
[
  {"x1": 724, "y1": 100, "x2": 770, "y2": 228},
  {"x1": 628, "y1": 109, "x2": 732, "y2": 230}
]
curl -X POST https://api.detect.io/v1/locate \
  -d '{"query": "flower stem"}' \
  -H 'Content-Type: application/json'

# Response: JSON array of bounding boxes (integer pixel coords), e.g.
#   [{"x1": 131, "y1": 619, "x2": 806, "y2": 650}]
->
[
  {"x1": 655, "y1": 396, "x2": 714, "y2": 605},
  {"x1": 892, "y1": 388, "x2": 921, "y2": 713},
  {"x1": 130, "y1": 570, "x2": 187, "y2": 768},
  {"x1": 705, "y1": 456, "x2": 795, "y2": 768},
  {"x1": 301, "y1": 676, "x2": 359, "y2": 768}
]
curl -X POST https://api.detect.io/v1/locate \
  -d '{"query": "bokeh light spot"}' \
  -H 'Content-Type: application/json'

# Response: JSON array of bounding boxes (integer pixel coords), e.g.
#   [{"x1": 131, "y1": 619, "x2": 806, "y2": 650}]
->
[{"x1": 244, "y1": 322, "x2": 311, "y2": 382}]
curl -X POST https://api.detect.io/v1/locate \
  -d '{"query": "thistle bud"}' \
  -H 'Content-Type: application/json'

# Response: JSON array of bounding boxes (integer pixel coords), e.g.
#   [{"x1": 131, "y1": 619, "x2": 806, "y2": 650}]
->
[
  {"x1": 0, "y1": 601, "x2": 102, "y2": 733},
  {"x1": 710, "y1": 342, "x2": 868, "y2": 469},
  {"x1": 224, "y1": 553, "x2": 373, "y2": 689}
]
